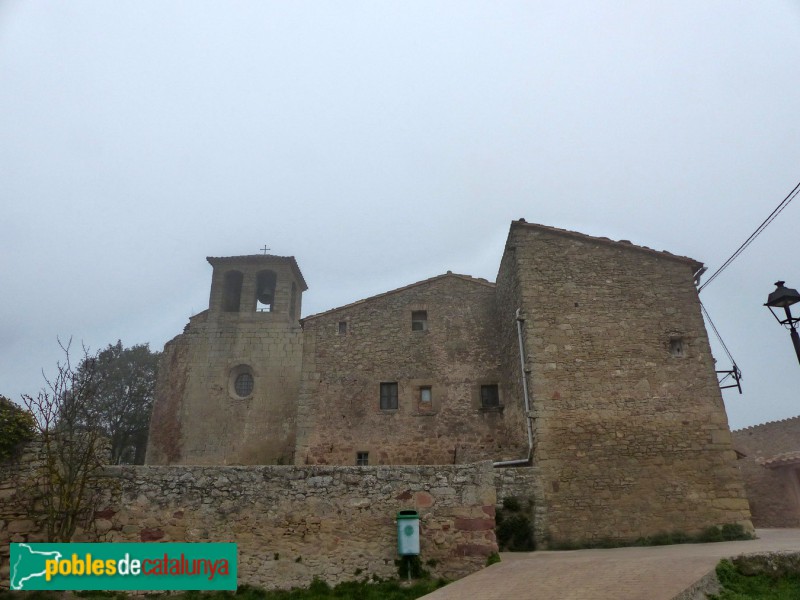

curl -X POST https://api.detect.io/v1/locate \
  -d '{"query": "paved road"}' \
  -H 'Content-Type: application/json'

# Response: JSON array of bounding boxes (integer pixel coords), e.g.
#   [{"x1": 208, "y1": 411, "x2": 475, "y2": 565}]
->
[{"x1": 421, "y1": 529, "x2": 800, "y2": 600}]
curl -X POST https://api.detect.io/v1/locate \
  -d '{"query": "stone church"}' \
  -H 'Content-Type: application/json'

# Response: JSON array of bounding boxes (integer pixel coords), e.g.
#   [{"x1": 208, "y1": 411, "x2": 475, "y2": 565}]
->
[{"x1": 146, "y1": 220, "x2": 752, "y2": 543}]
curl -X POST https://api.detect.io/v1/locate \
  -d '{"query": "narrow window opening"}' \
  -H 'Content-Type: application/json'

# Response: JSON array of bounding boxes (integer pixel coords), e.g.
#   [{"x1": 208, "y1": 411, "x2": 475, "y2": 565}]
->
[
  {"x1": 380, "y1": 382, "x2": 398, "y2": 410},
  {"x1": 412, "y1": 310, "x2": 428, "y2": 331},
  {"x1": 356, "y1": 451, "x2": 369, "y2": 466},
  {"x1": 670, "y1": 338, "x2": 685, "y2": 357},
  {"x1": 338, "y1": 321, "x2": 347, "y2": 335},
  {"x1": 222, "y1": 271, "x2": 243, "y2": 312},
  {"x1": 419, "y1": 386, "x2": 432, "y2": 403},
  {"x1": 480, "y1": 384, "x2": 500, "y2": 408},
  {"x1": 256, "y1": 270, "x2": 277, "y2": 312}
]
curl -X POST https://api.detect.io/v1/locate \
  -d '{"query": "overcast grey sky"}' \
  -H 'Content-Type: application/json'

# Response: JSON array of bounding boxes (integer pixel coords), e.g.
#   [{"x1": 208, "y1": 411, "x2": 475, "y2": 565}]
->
[{"x1": 1, "y1": 1, "x2": 799, "y2": 430}]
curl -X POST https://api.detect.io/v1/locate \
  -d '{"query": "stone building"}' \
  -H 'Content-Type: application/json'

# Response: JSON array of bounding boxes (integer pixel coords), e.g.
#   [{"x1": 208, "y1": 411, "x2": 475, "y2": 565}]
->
[
  {"x1": 733, "y1": 417, "x2": 800, "y2": 528},
  {"x1": 146, "y1": 220, "x2": 752, "y2": 544}
]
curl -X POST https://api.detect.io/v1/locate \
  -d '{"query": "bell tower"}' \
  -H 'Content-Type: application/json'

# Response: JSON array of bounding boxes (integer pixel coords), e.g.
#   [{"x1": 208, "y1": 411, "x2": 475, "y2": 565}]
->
[
  {"x1": 207, "y1": 255, "x2": 307, "y2": 322},
  {"x1": 147, "y1": 254, "x2": 307, "y2": 466}
]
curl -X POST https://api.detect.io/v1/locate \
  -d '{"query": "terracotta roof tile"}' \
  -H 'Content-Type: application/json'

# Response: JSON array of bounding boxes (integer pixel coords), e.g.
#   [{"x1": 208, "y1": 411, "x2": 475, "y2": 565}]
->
[{"x1": 761, "y1": 451, "x2": 800, "y2": 468}]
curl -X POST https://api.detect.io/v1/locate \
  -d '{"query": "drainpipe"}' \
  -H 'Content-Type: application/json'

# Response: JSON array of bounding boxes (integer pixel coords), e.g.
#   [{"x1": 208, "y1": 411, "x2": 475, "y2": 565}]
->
[
  {"x1": 493, "y1": 308, "x2": 534, "y2": 468},
  {"x1": 693, "y1": 266, "x2": 707, "y2": 287}
]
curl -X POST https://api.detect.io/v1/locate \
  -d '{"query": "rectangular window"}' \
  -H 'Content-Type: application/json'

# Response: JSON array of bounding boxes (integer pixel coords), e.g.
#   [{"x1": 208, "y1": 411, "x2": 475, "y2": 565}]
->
[
  {"x1": 380, "y1": 382, "x2": 398, "y2": 410},
  {"x1": 356, "y1": 451, "x2": 369, "y2": 466},
  {"x1": 419, "y1": 386, "x2": 432, "y2": 403},
  {"x1": 411, "y1": 310, "x2": 428, "y2": 331},
  {"x1": 338, "y1": 321, "x2": 347, "y2": 335},
  {"x1": 480, "y1": 384, "x2": 500, "y2": 408}
]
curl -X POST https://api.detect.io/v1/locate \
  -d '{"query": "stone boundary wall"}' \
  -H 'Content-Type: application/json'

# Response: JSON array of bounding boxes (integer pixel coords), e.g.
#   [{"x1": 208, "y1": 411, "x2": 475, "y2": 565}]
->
[
  {"x1": 2, "y1": 451, "x2": 498, "y2": 590},
  {"x1": 1, "y1": 442, "x2": 44, "y2": 586},
  {"x1": 494, "y1": 466, "x2": 539, "y2": 503}
]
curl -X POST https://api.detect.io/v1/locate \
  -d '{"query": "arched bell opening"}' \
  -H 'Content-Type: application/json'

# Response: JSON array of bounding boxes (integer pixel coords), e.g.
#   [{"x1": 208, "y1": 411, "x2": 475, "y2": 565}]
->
[
  {"x1": 222, "y1": 270, "x2": 244, "y2": 312},
  {"x1": 256, "y1": 270, "x2": 277, "y2": 312}
]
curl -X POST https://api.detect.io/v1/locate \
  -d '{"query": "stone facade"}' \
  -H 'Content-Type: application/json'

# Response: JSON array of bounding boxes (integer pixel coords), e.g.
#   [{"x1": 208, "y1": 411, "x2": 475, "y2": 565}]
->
[
  {"x1": 1, "y1": 447, "x2": 497, "y2": 590},
  {"x1": 295, "y1": 274, "x2": 526, "y2": 466},
  {"x1": 498, "y1": 222, "x2": 751, "y2": 543},
  {"x1": 733, "y1": 417, "x2": 800, "y2": 527},
  {"x1": 146, "y1": 220, "x2": 752, "y2": 545}
]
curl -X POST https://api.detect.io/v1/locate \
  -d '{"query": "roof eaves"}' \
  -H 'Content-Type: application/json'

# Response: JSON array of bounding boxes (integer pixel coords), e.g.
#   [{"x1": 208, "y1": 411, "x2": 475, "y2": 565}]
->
[
  {"x1": 508, "y1": 220, "x2": 703, "y2": 271},
  {"x1": 206, "y1": 255, "x2": 308, "y2": 291},
  {"x1": 300, "y1": 272, "x2": 494, "y2": 323}
]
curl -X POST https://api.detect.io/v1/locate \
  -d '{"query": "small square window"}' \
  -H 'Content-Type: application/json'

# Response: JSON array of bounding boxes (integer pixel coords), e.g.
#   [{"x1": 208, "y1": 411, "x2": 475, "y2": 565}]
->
[
  {"x1": 419, "y1": 386, "x2": 432, "y2": 403},
  {"x1": 338, "y1": 321, "x2": 347, "y2": 335},
  {"x1": 380, "y1": 382, "x2": 398, "y2": 410},
  {"x1": 412, "y1": 310, "x2": 428, "y2": 331},
  {"x1": 670, "y1": 338, "x2": 685, "y2": 357},
  {"x1": 356, "y1": 451, "x2": 369, "y2": 466},
  {"x1": 480, "y1": 384, "x2": 500, "y2": 408}
]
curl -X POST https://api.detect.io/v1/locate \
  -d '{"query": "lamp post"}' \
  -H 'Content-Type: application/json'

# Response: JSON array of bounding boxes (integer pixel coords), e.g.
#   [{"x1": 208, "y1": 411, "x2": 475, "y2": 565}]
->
[{"x1": 765, "y1": 281, "x2": 800, "y2": 365}]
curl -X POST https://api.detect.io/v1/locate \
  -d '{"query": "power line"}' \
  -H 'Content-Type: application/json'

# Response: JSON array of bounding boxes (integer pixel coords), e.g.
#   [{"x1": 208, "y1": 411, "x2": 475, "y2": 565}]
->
[
  {"x1": 700, "y1": 302, "x2": 737, "y2": 366},
  {"x1": 700, "y1": 301, "x2": 743, "y2": 393},
  {"x1": 698, "y1": 180, "x2": 800, "y2": 293}
]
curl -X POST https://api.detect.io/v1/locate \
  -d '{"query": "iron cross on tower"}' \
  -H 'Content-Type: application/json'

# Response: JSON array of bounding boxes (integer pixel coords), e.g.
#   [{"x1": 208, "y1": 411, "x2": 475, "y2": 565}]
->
[{"x1": 260, "y1": 245, "x2": 270, "y2": 255}]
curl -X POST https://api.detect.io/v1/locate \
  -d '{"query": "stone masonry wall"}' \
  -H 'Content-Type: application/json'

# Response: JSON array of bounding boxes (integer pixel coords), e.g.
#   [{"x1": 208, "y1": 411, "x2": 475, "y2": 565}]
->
[
  {"x1": 295, "y1": 274, "x2": 527, "y2": 466},
  {"x1": 0, "y1": 442, "x2": 45, "y2": 586},
  {"x1": 147, "y1": 317, "x2": 303, "y2": 466},
  {"x1": 1, "y1": 450, "x2": 498, "y2": 590},
  {"x1": 494, "y1": 467, "x2": 540, "y2": 507},
  {"x1": 147, "y1": 257, "x2": 305, "y2": 466},
  {"x1": 500, "y1": 222, "x2": 752, "y2": 544},
  {"x1": 494, "y1": 245, "x2": 533, "y2": 464},
  {"x1": 733, "y1": 418, "x2": 800, "y2": 527}
]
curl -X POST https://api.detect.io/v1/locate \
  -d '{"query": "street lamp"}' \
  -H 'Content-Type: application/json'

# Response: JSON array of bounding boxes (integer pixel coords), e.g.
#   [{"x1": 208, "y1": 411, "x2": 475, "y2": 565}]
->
[{"x1": 765, "y1": 281, "x2": 800, "y2": 365}]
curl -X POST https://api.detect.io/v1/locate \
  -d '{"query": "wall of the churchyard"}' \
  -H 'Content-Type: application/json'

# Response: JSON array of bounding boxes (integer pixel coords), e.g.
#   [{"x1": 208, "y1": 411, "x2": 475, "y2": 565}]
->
[
  {"x1": 1, "y1": 451, "x2": 498, "y2": 590},
  {"x1": 1, "y1": 443, "x2": 45, "y2": 586},
  {"x1": 733, "y1": 418, "x2": 800, "y2": 527},
  {"x1": 500, "y1": 222, "x2": 752, "y2": 543},
  {"x1": 294, "y1": 275, "x2": 527, "y2": 467}
]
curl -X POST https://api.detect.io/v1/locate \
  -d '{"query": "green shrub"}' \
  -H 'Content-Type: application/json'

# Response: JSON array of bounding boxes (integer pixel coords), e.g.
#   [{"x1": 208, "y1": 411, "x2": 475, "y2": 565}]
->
[
  {"x1": 710, "y1": 558, "x2": 800, "y2": 599},
  {"x1": 396, "y1": 555, "x2": 428, "y2": 579},
  {"x1": 697, "y1": 524, "x2": 752, "y2": 544},
  {"x1": 307, "y1": 578, "x2": 330, "y2": 594},
  {"x1": 722, "y1": 523, "x2": 751, "y2": 541},
  {"x1": 235, "y1": 584, "x2": 268, "y2": 599},
  {"x1": 496, "y1": 496, "x2": 536, "y2": 551},
  {"x1": 0, "y1": 395, "x2": 35, "y2": 461},
  {"x1": 486, "y1": 552, "x2": 501, "y2": 566}
]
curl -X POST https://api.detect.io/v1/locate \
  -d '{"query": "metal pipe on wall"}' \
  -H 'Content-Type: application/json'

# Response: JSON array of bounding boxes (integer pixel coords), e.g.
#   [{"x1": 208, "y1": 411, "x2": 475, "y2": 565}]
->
[{"x1": 493, "y1": 308, "x2": 534, "y2": 468}]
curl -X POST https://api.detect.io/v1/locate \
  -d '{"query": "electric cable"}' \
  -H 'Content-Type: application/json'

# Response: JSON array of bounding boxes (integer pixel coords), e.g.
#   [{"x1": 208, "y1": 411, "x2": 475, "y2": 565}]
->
[
  {"x1": 698, "y1": 180, "x2": 800, "y2": 293},
  {"x1": 700, "y1": 302, "x2": 737, "y2": 367},
  {"x1": 700, "y1": 301, "x2": 742, "y2": 393}
]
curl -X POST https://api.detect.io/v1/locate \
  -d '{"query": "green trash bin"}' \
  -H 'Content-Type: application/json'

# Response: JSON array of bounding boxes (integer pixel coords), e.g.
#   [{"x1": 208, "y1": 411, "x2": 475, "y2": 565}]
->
[{"x1": 397, "y1": 510, "x2": 420, "y2": 555}]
